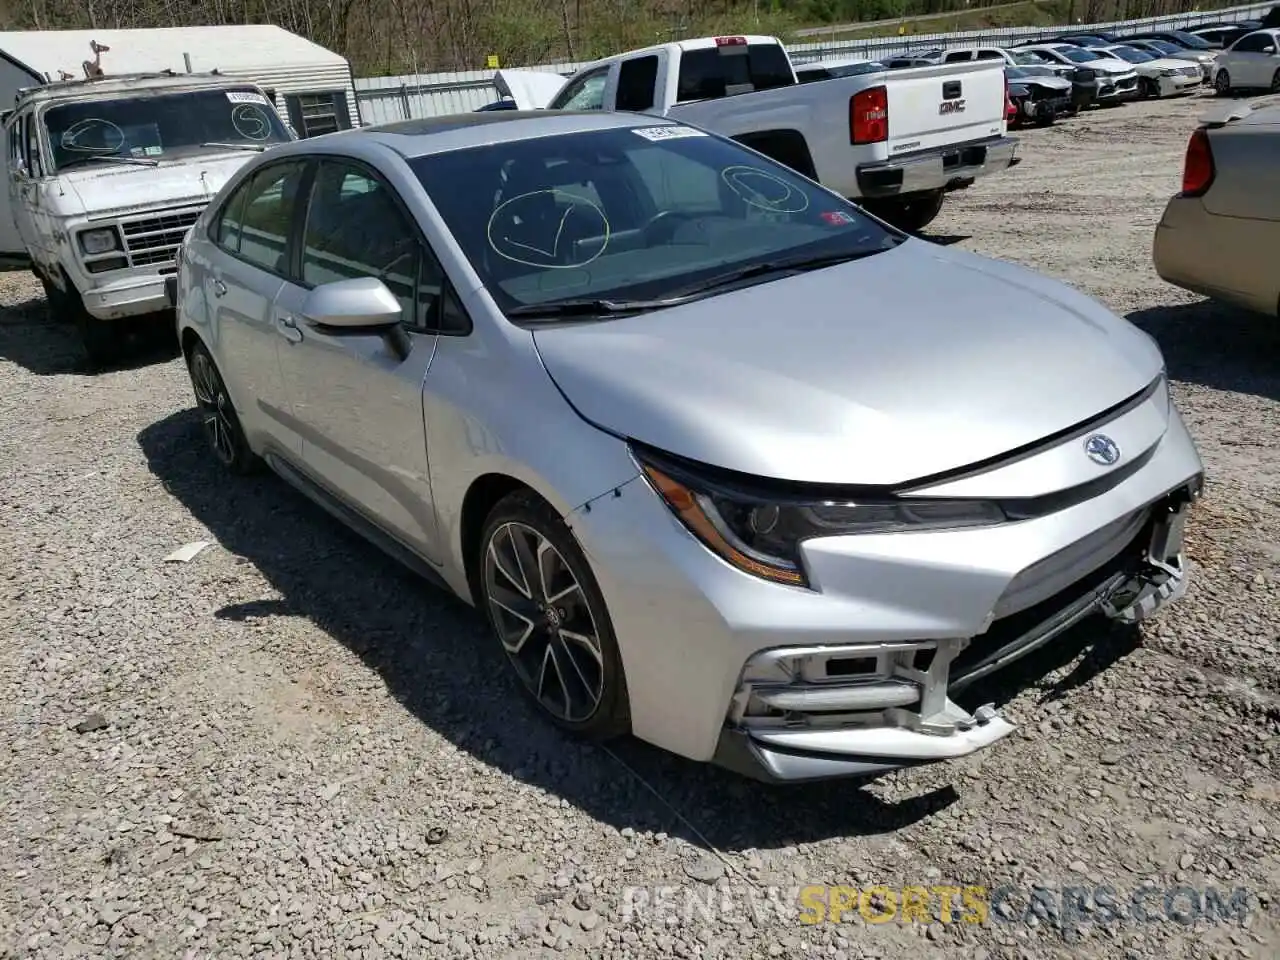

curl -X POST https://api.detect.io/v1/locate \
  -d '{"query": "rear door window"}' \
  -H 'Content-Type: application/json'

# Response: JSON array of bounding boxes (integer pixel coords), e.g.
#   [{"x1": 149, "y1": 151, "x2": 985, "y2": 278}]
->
[{"x1": 675, "y1": 43, "x2": 794, "y2": 102}]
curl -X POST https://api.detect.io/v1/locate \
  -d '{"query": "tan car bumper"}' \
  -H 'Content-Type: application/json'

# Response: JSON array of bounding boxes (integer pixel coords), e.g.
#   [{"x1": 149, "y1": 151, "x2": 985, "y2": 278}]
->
[{"x1": 1154, "y1": 196, "x2": 1280, "y2": 317}]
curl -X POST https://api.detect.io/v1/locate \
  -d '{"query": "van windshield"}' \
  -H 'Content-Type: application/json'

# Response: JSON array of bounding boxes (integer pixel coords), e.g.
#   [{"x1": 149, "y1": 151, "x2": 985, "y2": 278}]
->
[{"x1": 44, "y1": 87, "x2": 291, "y2": 171}]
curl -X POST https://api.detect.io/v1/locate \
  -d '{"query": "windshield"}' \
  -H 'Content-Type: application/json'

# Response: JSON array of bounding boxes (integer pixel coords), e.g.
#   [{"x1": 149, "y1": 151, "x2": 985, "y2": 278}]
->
[
  {"x1": 1012, "y1": 51, "x2": 1048, "y2": 65},
  {"x1": 1170, "y1": 31, "x2": 1213, "y2": 48},
  {"x1": 1056, "y1": 46, "x2": 1102, "y2": 62},
  {"x1": 1108, "y1": 46, "x2": 1154, "y2": 62},
  {"x1": 44, "y1": 86, "x2": 290, "y2": 171},
  {"x1": 828, "y1": 61, "x2": 886, "y2": 77},
  {"x1": 1142, "y1": 39, "x2": 1182, "y2": 54},
  {"x1": 411, "y1": 125, "x2": 901, "y2": 315}
]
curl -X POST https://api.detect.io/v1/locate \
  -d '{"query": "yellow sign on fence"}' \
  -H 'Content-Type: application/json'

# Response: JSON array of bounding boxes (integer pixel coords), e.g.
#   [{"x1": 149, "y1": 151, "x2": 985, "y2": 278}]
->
[{"x1": 486, "y1": 54, "x2": 500, "y2": 69}]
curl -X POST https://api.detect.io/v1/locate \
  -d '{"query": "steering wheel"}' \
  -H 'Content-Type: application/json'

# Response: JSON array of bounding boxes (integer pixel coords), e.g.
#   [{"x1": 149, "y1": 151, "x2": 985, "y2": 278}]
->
[{"x1": 640, "y1": 210, "x2": 703, "y2": 244}]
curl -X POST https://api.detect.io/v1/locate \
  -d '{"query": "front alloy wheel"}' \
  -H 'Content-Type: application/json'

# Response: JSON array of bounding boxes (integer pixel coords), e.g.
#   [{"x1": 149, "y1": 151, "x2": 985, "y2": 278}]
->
[
  {"x1": 1214, "y1": 70, "x2": 1231, "y2": 95},
  {"x1": 480, "y1": 492, "x2": 628, "y2": 737}
]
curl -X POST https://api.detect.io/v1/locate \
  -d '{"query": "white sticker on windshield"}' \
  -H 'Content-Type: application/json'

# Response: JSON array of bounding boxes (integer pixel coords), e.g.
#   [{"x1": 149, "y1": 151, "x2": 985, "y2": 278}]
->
[
  {"x1": 226, "y1": 90, "x2": 270, "y2": 105},
  {"x1": 632, "y1": 125, "x2": 708, "y2": 142}
]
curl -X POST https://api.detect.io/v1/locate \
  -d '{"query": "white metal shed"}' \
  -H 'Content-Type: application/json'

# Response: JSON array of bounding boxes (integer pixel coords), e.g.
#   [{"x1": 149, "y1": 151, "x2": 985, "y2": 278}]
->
[{"x1": 0, "y1": 25, "x2": 360, "y2": 136}]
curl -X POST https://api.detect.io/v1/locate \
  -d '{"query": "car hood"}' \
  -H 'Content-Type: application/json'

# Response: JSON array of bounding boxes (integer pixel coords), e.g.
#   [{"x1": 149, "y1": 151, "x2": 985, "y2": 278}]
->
[
  {"x1": 1019, "y1": 74, "x2": 1073, "y2": 90},
  {"x1": 52, "y1": 151, "x2": 264, "y2": 218},
  {"x1": 492, "y1": 69, "x2": 567, "y2": 109},
  {"x1": 1089, "y1": 59, "x2": 1138, "y2": 75},
  {"x1": 531, "y1": 241, "x2": 1164, "y2": 487}
]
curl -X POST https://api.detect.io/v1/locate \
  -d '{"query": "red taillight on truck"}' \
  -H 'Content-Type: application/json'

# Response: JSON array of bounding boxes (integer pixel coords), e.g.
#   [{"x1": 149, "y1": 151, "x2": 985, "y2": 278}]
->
[
  {"x1": 1181, "y1": 128, "x2": 1215, "y2": 197},
  {"x1": 714, "y1": 36, "x2": 747, "y2": 46},
  {"x1": 850, "y1": 86, "x2": 888, "y2": 144}
]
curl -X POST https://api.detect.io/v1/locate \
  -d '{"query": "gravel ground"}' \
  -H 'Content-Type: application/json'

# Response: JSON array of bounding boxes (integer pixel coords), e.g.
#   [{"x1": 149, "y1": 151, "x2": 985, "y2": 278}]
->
[{"x1": 1, "y1": 92, "x2": 1277, "y2": 960}]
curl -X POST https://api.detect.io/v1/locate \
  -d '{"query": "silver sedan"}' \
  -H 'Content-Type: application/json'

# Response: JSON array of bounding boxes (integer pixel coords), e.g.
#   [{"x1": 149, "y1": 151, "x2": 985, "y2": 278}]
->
[{"x1": 170, "y1": 110, "x2": 1204, "y2": 783}]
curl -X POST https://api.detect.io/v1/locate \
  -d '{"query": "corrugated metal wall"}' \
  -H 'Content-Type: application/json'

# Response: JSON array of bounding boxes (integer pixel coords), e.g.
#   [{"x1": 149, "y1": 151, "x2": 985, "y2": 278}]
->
[{"x1": 352, "y1": 0, "x2": 1272, "y2": 123}]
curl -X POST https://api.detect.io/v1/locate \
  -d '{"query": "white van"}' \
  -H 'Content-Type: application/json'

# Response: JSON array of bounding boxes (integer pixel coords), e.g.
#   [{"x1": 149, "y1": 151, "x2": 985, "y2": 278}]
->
[{"x1": 4, "y1": 71, "x2": 294, "y2": 365}]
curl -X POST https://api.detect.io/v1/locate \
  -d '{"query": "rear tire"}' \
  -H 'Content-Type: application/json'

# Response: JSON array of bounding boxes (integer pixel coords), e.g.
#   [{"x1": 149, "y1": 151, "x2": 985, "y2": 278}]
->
[
  {"x1": 1214, "y1": 70, "x2": 1231, "y2": 95},
  {"x1": 862, "y1": 189, "x2": 946, "y2": 234},
  {"x1": 186, "y1": 340, "x2": 260, "y2": 475}
]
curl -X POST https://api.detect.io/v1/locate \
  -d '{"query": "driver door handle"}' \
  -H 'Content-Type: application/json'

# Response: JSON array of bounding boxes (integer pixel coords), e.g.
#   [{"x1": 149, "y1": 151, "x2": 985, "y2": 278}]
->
[
  {"x1": 212, "y1": 279, "x2": 227, "y2": 298},
  {"x1": 276, "y1": 314, "x2": 303, "y2": 344}
]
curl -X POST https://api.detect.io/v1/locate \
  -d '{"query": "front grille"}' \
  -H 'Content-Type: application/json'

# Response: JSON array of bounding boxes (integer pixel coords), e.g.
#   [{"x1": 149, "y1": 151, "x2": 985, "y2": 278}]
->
[
  {"x1": 1029, "y1": 85, "x2": 1067, "y2": 102},
  {"x1": 951, "y1": 520, "x2": 1148, "y2": 680},
  {"x1": 119, "y1": 207, "x2": 204, "y2": 267},
  {"x1": 1117, "y1": 76, "x2": 1138, "y2": 91},
  {"x1": 1180, "y1": 66, "x2": 1200, "y2": 78}
]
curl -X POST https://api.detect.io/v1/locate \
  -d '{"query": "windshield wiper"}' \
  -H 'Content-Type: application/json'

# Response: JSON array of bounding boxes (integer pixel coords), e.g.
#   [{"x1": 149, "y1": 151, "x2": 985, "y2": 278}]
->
[
  {"x1": 506, "y1": 248, "x2": 892, "y2": 321},
  {"x1": 200, "y1": 142, "x2": 268, "y2": 152},
  {"x1": 59, "y1": 154, "x2": 159, "y2": 169},
  {"x1": 664, "y1": 248, "x2": 889, "y2": 299},
  {"x1": 506, "y1": 297, "x2": 687, "y2": 320}
]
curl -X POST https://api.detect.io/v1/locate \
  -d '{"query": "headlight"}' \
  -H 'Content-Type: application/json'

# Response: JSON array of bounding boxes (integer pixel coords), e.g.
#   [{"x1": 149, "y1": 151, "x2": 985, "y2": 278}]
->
[
  {"x1": 78, "y1": 227, "x2": 119, "y2": 255},
  {"x1": 635, "y1": 448, "x2": 1006, "y2": 588}
]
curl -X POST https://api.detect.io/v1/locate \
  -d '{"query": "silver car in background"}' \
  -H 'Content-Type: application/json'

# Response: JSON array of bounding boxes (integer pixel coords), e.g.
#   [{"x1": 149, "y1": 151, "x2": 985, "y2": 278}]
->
[{"x1": 170, "y1": 111, "x2": 1204, "y2": 783}]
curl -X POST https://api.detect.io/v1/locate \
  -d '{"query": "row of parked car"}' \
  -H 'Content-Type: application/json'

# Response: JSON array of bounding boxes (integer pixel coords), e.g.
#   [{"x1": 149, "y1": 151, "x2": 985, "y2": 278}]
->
[{"x1": 796, "y1": 14, "x2": 1280, "y2": 128}]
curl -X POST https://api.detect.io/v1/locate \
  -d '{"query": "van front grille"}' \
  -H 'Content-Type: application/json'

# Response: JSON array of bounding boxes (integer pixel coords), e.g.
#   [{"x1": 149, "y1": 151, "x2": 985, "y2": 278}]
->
[{"x1": 120, "y1": 207, "x2": 204, "y2": 267}]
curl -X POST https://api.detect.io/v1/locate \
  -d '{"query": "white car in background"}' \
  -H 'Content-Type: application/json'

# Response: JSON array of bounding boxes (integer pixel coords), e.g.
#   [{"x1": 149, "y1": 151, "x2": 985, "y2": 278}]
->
[
  {"x1": 1020, "y1": 43, "x2": 1140, "y2": 104},
  {"x1": 1093, "y1": 44, "x2": 1203, "y2": 97},
  {"x1": 1122, "y1": 39, "x2": 1219, "y2": 80},
  {"x1": 1210, "y1": 28, "x2": 1280, "y2": 94}
]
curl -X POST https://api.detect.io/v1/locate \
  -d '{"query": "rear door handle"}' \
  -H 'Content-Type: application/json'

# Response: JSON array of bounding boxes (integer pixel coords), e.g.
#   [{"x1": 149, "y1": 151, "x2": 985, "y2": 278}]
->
[
  {"x1": 212, "y1": 279, "x2": 227, "y2": 298},
  {"x1": 276, "y1": 314, "x2": 303, "y2": 344}
]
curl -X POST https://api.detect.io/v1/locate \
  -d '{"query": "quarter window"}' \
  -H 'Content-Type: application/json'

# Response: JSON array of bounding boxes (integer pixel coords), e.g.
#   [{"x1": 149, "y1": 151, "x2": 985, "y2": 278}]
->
[
  {"x1": 215, "y1": 160, "x2": 308, "y2": 274},
  {"x1": 300, "y1": 161, "x2": 451, "y2": 333},
  {"x1": 616, "y1": 56, "x2": 659, "y2": 111}
]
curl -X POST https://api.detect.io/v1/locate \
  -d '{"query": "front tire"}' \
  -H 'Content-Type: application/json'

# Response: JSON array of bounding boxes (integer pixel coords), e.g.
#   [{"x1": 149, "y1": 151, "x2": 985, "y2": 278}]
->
[
  {"x1": 1214, "y1": 70, "x2": 1231, "y2": 95},
  {"x1": 478, "y1": 491, "x2": 630, "y2": 740},
  {"x1": 862, "y1": 188, "x2": 946, "y2": 234},
  {"x1": 186, "y1": 340, "x2": 260, "y2": 475},
  {"x1": 1271, "y1": 69, "x2": 1280, "y2": 93}
]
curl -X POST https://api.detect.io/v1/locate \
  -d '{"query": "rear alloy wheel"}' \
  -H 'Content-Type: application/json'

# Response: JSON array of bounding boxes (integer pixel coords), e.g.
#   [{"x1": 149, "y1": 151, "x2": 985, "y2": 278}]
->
[
  {"x1": 1214, "y1": 70, "x2": 1231, "y2": 95},
  {"x1": 479, "y1": 492, "x2": 629, "y2": 739},
  {"x1": 187, "y1": 341, "x2": 259, "y2": 474}
]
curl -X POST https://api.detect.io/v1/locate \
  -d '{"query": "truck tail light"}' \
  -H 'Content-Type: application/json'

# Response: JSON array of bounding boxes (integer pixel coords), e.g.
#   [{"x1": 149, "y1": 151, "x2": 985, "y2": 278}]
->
[
  {"x1": 714, "y1": 36, "x2": 747, "y2": 46},
  {"x1": 850, "y1": 86, "x2": 888, "y2": 144},
  {"x1": 1180, "y1": 128, "x2": 1214, "y2": 197}
]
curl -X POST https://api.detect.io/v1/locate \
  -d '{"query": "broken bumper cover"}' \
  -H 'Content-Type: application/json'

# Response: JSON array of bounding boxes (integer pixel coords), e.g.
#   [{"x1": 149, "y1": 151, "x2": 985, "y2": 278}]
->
[
  {"x1": 714, "y1": 477, "x2": 1201, "y2": 784},
  {"x1": 855, "y1": 136, "x2": 1018, "y2": 198}
]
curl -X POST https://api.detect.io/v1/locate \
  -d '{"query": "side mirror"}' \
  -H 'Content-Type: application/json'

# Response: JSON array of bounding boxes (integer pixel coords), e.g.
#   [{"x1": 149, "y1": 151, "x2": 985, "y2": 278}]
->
[
  {"x1": 300, "y1": 276, "x2": 412, "y2": 360},
  {"x1": 301, "y1": 276, "x2": 403, "y2": 330},
  {"x1": 1265, "y1": 45, "x2": 1278, "y2": 54}
]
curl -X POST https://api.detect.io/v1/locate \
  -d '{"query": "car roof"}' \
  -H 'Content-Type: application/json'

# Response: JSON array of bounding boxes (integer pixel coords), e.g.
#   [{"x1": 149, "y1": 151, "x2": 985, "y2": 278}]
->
[{"x1": 282, "y1": 110, "x2": 686, "y2": 160}]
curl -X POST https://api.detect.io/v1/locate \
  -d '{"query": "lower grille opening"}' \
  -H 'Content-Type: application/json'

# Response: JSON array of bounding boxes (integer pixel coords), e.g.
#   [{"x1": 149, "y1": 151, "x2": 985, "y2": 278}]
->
[
  {"x1": 951, "y1": 522, "x2": 1148, "y2": 679},
  {"x1": 826, "y1": 656, "x2": 877, "y2": 677}
]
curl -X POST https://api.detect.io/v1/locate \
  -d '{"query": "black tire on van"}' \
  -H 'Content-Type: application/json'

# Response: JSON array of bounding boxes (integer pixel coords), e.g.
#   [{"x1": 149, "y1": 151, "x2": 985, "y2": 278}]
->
[{"x1": 44, "y1": 276, "x2": 119, "y2": 369}]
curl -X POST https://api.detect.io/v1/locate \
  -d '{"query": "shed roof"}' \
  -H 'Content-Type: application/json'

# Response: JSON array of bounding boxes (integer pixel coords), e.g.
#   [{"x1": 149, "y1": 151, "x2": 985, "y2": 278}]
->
[{"x1": 0, "y1": 25, "x2": 345, "y2": 83}]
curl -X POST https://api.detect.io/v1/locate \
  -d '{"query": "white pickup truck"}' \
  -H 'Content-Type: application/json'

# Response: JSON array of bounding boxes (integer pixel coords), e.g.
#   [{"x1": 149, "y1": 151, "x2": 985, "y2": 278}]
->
[{"x1": 494, "y1": 35, "x2": 1017, "y2": 232}]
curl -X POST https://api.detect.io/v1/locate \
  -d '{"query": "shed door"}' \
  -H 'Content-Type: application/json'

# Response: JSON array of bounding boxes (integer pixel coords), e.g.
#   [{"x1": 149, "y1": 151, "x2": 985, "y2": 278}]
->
[{"x1": 0, "y1": 114, "x2": 28, "y2": 263}]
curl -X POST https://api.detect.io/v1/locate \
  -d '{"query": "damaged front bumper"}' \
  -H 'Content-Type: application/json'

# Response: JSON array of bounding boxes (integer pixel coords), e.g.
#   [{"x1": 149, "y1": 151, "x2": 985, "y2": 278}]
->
[{"x1": 713, "y1": 478, "x2": 1201, "y2": 784}]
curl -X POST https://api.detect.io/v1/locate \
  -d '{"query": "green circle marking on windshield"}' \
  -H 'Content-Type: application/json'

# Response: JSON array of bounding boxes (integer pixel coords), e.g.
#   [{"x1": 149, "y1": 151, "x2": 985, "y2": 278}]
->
[
  {"x1": 720, "y1": 165, "x2": 811, "y2": 214},
  {"x1": 230, "y1": 104, "x2": 273, "y2": 141},
  {"x1": 60, "y1": 118, "x2": 125, "y2": 153},
  {"x1": 485, "y1": 189, "x2": 611, "y2": 269}
]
